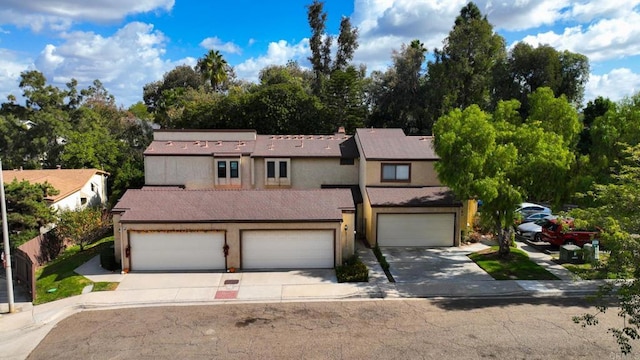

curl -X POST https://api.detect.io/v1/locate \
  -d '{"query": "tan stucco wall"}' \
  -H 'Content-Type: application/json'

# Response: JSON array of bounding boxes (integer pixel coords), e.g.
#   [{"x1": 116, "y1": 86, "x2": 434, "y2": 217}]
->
[
  {"x1": 145, "y1": 156, "x2": 214, "y2": 188},
  {"x1": 115, "y1": 218, "x2": 353, "y2": 271},
  {"x1": 461, "y1": 199, "x2": 478, "y2": 235},
  {"x1": 364, "y1": 160, "x2": 440, "y2": 187},
  {"x1": 252, "y1": 157, "x2": 359, "y2": 189}
]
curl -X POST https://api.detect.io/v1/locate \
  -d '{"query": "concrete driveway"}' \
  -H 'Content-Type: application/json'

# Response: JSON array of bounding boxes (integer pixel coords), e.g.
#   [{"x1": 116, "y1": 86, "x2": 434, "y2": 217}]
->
[{"x1": 380, "y1": 243, "x2": 495, "y2": 283}]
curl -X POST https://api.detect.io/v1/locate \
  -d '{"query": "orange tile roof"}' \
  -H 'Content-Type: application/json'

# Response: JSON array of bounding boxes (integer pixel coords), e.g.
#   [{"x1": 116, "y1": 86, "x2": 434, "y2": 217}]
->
[{"x1": 3, "y1": 169, "x2": 108, "y2": 203}]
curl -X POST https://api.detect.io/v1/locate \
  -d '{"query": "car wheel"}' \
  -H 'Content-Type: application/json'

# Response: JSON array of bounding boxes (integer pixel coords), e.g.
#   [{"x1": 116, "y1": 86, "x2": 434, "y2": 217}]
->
[{"x1": 534, "y1": 233, "x2": 542, "y2": 242}]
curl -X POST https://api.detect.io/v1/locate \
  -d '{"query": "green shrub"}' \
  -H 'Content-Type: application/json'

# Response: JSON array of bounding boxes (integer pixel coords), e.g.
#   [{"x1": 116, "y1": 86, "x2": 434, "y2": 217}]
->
[
  {"x1": 100, "y1": 245, "x2": 119, "y2": 271},
  {"x1": 336, "y1": 255, "x2": 369, "y2": 283}
]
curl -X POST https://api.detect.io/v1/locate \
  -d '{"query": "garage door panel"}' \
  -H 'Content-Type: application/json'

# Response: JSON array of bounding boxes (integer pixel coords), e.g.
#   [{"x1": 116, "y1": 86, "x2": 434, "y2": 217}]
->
[
  {"x1": 242, "y1": 230, "x2": 334, "y2": 269},
  {"x1": 378, "y1": 213, "x2": 454, "y2": 247},
  {"x1": 130, "y1": 231, "x2": 225, "y2": 271}
]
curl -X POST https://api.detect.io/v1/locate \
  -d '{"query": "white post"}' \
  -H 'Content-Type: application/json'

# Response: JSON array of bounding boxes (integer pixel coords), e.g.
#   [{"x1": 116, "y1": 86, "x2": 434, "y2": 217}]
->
[{"x1": 0, "y1": 159, "x2": 15, "y2": 313}]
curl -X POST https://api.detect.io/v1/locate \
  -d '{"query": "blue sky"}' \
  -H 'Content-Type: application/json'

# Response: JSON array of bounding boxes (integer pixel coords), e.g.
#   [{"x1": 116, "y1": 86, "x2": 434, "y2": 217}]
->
[{"x1": 1, "y1": 0, "x2": 639, "y2": 107}]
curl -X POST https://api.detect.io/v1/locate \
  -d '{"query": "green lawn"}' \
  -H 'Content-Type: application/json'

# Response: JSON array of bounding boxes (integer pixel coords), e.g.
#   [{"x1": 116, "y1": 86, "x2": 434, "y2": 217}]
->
[
  {"x1": 469, "y1": 246, "x2": 559, "y2": 280},
  {"x1": 560, "y1": 253, "x2": 633, "y2": 280},
  {"x1": 34, "y1": 237, "x2": 119, "y2": 304}
]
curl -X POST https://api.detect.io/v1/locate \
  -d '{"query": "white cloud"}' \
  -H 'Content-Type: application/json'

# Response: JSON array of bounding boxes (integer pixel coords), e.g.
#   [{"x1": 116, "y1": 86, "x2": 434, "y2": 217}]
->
[
  {"x1": 0, "y1": 48, "x2": 31, "y2": 103},
  {"x1": 570, "y1": 0, "x2": 640, "y2": 22},
  {"x1": 586, "y1": 68, "x2": 640, "y2": 101},
  {"x1": 32, "y1": 22, "x2": 194, "y2": 106},
  {"x1": 519, "y1": 11, "x2": 640, "y2": 62},
  {"x1": 235, "y1": 40, "x2": 310, "y2": 83},
  {"x1": 0, "y1": 0, "x2": 174, "y2": 31},
  {"x1": 199, "y1": 37, "x2": 242, "y2": 55}
]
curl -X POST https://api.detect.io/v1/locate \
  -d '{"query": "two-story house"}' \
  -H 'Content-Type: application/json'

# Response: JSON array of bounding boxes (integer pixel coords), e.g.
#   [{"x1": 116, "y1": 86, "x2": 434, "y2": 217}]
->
[
  {"x1": 354, "y1": 128, "x2": 464, "y2": 247},
  {"x1": 112, "y1": 128, "x2": 472, "y2": 272},
  {"x1": 112, "y1": 129, "x2": 358, "y2": 272}
]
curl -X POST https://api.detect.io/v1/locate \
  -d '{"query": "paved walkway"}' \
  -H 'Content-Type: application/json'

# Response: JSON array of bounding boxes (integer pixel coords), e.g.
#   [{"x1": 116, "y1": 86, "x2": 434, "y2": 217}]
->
[{"x1": 0, "y1": 240, "x2": 611, "y2": 360}]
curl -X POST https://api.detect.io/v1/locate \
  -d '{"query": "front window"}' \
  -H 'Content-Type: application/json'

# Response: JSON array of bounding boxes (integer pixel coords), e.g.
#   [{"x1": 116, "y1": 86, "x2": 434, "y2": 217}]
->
[
  {"x1": 230, "y1": 161, "x2": 239, "y2": 178},
  {"x1": 217, "y1": 161, "x2": 227, "y2": 178},
  {"x1": 382, "y1": 164, "x2": 410, "y2": 181},
  {"x1": 267, "y1": 161, "x2": 276, "y2": 178},
  {"x1": 265, "y1": 158, "x2": 291, "y2": 185}
]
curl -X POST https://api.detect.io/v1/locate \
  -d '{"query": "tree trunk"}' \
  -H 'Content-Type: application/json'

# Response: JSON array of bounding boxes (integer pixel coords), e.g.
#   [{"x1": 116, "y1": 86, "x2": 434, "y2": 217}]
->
[{"x1": 498, "y1": 227, "x2": 511, "y2": 258}]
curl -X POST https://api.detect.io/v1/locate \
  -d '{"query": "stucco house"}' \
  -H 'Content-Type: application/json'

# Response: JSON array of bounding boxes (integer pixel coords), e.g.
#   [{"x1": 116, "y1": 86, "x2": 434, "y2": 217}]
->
[
  {"x1": 112, "y1": 128, "x2": 473, "y2": 272},
  {"x1": 4, "y1": 168, "x2": 109, "y2": 212}
]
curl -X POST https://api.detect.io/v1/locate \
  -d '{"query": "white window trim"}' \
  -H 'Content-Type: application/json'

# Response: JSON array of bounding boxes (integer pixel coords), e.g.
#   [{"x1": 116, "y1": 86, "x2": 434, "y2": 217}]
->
[
  {"x1": 215, "y1": 157, "x2": 242, "y2": 185},
  {"x1": 265, "y1": 158, "x2": 291, "y2": 186}
]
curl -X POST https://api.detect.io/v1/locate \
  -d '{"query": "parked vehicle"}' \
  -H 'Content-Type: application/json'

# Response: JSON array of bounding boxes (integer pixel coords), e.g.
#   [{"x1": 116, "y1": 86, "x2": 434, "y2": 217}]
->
[
  {"x1": 516, "y1": 216, "x2": 555, "y2": 241},
  {"x1": 540, "y1": 218, "x2": 599, "y2": 247},
  {"x1": 521, "y1": 212, "x2": 552, "y2": 223},
  {"x1": 516, "y1": 202, "x2": 552, "y2": 218}
]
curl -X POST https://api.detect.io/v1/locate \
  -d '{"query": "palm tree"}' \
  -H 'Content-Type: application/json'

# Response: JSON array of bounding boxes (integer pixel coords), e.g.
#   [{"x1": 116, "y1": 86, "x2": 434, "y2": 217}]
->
[{"x1": 196, "y1": 50, "x2": 229, "y2": 92}]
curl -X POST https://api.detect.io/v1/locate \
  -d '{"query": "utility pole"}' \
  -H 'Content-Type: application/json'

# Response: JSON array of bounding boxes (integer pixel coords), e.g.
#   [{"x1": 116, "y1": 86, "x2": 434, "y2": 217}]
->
[{"x1": 0, "y1": 159, "x2": 15, "y2": 313}]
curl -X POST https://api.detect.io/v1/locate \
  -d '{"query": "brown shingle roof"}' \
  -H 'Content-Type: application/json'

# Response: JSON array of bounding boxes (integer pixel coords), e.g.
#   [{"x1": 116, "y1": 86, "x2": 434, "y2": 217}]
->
[
  {"x1": 3, "y1": 169, "x2": 107, "y2": 203},
  {"x1": 144, "y1": 139, "x2": 256, "y2": 156},
  {"x1": 251, "y1": 134, "x2": 357, "y2": 158},
  {"x1": 366, "y1": 186, "x2": 460, "y2": 207},
  {"x1": 355, "y1": 128, "x2": 438, "y2": 160},
  {"x1": 113, "y1": 188, "x2": 354, "y2": 223},
  {"x1": 143, "y1": 134, "x2": 360, "y2": 159}
]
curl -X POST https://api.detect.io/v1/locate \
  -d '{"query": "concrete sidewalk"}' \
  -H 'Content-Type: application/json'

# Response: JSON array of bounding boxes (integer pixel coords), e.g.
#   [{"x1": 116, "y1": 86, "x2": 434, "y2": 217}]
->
[{"x1": 0, "y1": 242, "x2": 612, "y2": 360}]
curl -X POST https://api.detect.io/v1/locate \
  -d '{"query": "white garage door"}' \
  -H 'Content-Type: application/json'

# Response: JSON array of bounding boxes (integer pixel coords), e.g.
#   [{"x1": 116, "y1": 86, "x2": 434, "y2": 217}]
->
[
  {"x1": 377, "y1": 213, "x2": 455, "y2": 247},
  {"x1": 242, "y1": 230, "x2": 334, "y2": 269},
  {"x1": 129, "y1": 231, "x2": 225, "y2": 271}
]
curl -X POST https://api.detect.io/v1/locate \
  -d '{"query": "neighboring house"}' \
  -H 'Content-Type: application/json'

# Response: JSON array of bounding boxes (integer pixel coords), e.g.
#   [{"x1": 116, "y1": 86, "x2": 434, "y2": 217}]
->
[
  {"x1": 4, "y1": 168, "x2": 109, "y2": 212},
  {"x1": 112, "y1": 127, "x2": 474, "y2": 272}
]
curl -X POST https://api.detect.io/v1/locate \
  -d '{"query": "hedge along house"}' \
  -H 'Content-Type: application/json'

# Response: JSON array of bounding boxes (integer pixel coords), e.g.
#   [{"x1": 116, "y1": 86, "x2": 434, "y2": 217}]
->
[{"x1": 112, "y1": 188, "x2": 355, "y2": 271}]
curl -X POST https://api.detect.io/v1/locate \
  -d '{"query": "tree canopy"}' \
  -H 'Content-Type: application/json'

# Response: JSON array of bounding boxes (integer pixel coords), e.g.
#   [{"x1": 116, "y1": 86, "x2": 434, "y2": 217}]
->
[{"x1": 433, "y1": 89, "x2": 578, "y2": 256}]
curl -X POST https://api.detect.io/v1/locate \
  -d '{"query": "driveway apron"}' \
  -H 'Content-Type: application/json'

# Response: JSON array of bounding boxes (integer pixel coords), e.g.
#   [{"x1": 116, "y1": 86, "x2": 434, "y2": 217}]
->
[{"x1": 381, "y1": 244, "x2": 495, "y2": 283}]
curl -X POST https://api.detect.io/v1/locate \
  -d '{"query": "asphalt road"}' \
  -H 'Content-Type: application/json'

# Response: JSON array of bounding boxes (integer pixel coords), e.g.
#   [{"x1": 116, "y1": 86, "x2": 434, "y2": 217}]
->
[{"x1": 27, "y1": 297, "x2": 628, "y2": 360}]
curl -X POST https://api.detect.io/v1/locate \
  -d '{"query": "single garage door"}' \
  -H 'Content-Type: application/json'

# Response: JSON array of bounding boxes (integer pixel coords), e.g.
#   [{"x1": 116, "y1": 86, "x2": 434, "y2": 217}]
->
[
  {"x1": 377, "y1": 213, "x2": 455, "y2": 247},
  {"x1": 129, "y1": 231, "x2": 225, "y2": 271},
  {"x1": 242, "y1": 230, "x2": 334, "y2": 269}
]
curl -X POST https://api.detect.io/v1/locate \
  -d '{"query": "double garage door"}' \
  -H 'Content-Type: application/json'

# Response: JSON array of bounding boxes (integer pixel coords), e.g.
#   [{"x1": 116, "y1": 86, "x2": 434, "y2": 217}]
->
[
  {"x1": 129, "y1": 231, "x2": 226, "y2": 271},
  {"x1": 377, "y1": 213, "x2": 455, "y2": 247},
  {"x1": 128, "y1": 229, "x2": 335, "y2": 271}
]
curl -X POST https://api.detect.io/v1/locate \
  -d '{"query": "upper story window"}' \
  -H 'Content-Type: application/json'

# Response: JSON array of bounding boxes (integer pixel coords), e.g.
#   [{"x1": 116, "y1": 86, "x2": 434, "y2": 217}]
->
[
  {"x1": 218, "y1": 160, "x2": 240, "y2": 179},
  {"x1": 265, "y1": 158, "x2": 291, "y2": 185},
  {"x1": 381, "y1": 163, "x2": 410, "y2": 182},
  {"x1": 216, "y1": 159, "x2": 241, "y2": 186}
]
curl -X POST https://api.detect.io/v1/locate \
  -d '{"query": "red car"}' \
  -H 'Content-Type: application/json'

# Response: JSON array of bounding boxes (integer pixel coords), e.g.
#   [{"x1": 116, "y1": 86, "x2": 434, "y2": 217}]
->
[{"x1": 540, "y1": 218, "x2": 598, "y2": 247}]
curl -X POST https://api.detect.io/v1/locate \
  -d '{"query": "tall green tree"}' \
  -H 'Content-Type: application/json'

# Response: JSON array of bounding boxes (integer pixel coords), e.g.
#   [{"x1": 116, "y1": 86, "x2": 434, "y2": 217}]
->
[
  {"x1": 334, "y1": 16, "x2": 359, "y2": 71},
  {"x1": 369, "y1": 40, "x2": 428, "y2": 133},
  {"x1": 492, "y1": 43, "x2": 589, "y2": 114},
  {"x1": 426, "y1": 2, "x2": 506, "y2": 118},
  {"x1": 433, "y1": 98, "x2": 576, "y2": 256},
  {"x1": 1, "y1": 179, "x2": 58, "y2": 247},
  {"x1": 572, "y1": 143, "x2": 640, "y2": 355},
  {"x1": 589, "y1": 93, "x2": 640, "y2": 184},
  {"x1": 196, "y1": 50, "x2": 231, "y2": 92},
  {"x1": 307, "y1": 0, "x2": 331, "y2": 95}
]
